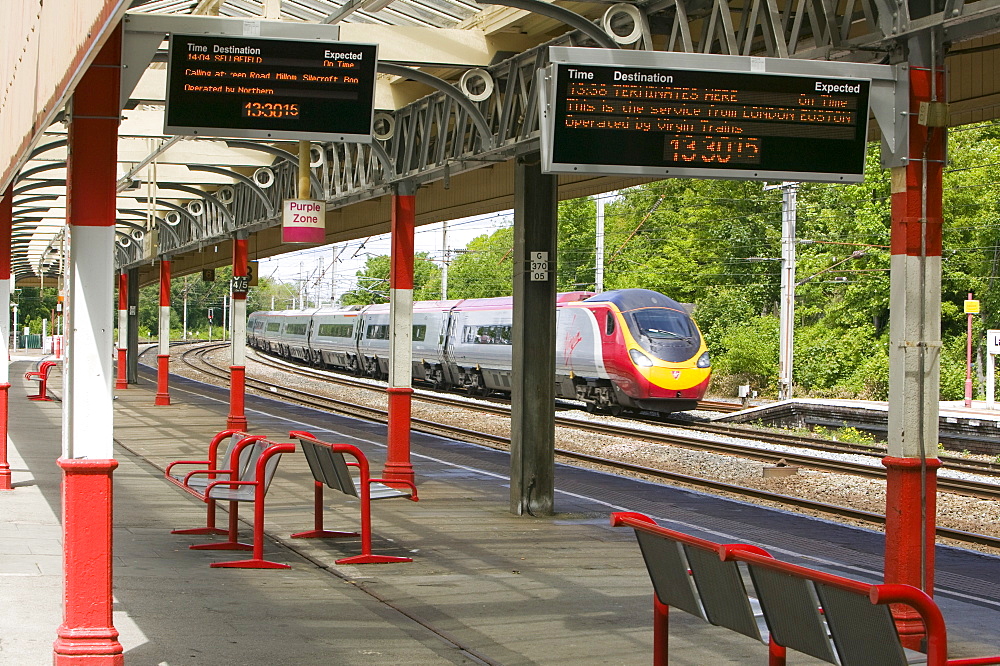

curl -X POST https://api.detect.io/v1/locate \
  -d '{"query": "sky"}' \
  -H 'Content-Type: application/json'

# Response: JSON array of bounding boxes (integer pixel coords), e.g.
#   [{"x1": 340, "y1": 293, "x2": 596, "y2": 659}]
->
[{"x1": 256, "y1": 209, "x2": 515, "y2": 306}]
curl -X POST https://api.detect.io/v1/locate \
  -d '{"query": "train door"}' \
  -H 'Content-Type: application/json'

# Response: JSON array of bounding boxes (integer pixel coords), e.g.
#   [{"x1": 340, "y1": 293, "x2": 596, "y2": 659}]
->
[{"x1": 441, "y1": 305, "x2": 460, "y2": 387}]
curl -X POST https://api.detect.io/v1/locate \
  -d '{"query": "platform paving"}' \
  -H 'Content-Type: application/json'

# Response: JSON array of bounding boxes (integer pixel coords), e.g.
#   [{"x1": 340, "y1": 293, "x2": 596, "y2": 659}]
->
[{"x1": 1, "y1": 354, "x2": 999, "y2": 665}]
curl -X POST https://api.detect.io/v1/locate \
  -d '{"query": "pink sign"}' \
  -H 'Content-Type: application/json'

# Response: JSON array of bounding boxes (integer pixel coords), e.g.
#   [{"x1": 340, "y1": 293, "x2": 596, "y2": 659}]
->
[{"x1": 282, "y1": 199, "x2": 326, "y2": 243}]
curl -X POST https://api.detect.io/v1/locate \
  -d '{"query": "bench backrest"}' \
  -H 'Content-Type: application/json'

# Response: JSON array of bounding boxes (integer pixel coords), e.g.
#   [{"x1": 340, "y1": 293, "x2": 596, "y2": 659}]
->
[
  {"x1": 621, "y1": 514, "x2": 764, "y2": 643},
  {"x1": 208, "y1": 438, "x2": 284, "y2": 500},
  {"x1": 732, "y1": 549, "x2": 911, "y2": 666},
  {"x1": 299, "y1": 438, "x2": 358, "y2": 497}
]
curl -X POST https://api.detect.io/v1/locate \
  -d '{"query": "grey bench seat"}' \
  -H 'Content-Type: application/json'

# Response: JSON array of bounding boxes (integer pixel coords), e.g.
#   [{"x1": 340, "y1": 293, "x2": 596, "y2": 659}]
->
[{"x1": 289, "y1": 430, "x2": 418, "y2": 564}]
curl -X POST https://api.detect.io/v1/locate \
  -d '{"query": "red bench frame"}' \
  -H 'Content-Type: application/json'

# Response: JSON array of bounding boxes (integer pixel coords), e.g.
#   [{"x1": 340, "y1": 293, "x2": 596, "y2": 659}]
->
[
  {"x1": 613, "y1": 511, "x2": 1000, "y2": 666},
  {"x1": 25, "y1": 360, "x2": 57, "y2": 401},
  {"x1": 167, "y1": 431, "x2": 295, "y2": 569},
  {"x1": 720, "y1": 543, "x2": 1000, "y2": 666},
  {"x1": 289, "y1": 431, "x2": 418, "y2": 564},
  {"x1": 166, "y1": 429, "x2": 248, "y2": 537}
]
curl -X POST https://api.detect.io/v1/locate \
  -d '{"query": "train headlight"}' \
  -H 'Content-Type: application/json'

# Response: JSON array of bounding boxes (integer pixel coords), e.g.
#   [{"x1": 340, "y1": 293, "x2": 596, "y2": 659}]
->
[
  {"x1": 629, "y1": 349, "x2": 653, "y2": 367},
  {"x1": 697, "y1": 351, "x2": 711, "y2": 368}
]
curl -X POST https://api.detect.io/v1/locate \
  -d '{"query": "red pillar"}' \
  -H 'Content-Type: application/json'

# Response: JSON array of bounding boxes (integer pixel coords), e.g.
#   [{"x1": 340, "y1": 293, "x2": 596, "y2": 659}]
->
[
  {"x1": 227, "y1": 238, "x2": 248, "y2": 430},
  {"x1": 155, "y1": 258, "x2": 171, "y2": 406},
  {"x1": 884, "y1": 54, "x2": 945, "y2": 648},
  {"x1": 382, "y1": 190, "x2": 415, "y2": 484},
  {"x1": 53, "y1": 24, "x2": 124, "y2": 665},
  {"x1": 0, "y1": 183, "x2": 12, "y2": 491},
  {"x1": 115, "y1": 273, "x2": 128, "y2": 390}
]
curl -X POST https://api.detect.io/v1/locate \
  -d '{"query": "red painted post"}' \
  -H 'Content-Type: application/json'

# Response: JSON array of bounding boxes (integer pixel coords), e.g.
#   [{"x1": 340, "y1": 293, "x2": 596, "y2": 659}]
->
[
  {"x1": 228, "y1": 238, "x2": 249, "y2": 430},
  {"x1": 115, "y1": 273, "x2": 128, "y2": 390},
  {"x1": 382, "y1": 190, "x2": 415, "y2": 484},
  {"x1": 54, "y1": 459, "x2": 123, "y2": 663},
  {"x1": 53, "y1": 24, "x2": 124, "y2": 665},
  {"x1": 652, "y1": 595, "x2": 668, "y2": 665},
  {"x1": 0, "y1": 183, "x2": 13, "y2": 491},
  {"x1": 884, "y1": 52, "x2": 945, "y2": 649},
  {"x1": 155, "y1": 258, "x2": 171, "y2": 405}
]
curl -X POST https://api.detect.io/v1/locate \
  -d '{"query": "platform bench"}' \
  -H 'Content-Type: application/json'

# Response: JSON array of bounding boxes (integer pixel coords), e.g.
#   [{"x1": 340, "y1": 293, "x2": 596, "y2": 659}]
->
[
  {"x1": 25, "y1": 360, "x2": 58, "y2": 401},
  {"x1": 166, "y1": 429, "x2": 295, "y2": 569},
  {"x1": 612, "y1": 511, "x2": 1000, "y2": 666},
  {"x1": 289, "y1": 430, "x2": 418, "y2": 564}
]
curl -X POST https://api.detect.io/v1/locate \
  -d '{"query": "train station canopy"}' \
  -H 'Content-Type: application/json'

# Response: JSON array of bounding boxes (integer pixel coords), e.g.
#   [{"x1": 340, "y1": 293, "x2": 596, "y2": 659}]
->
[{"x1": 4, "y1": 0, "x2": 1000, "y2": 285}]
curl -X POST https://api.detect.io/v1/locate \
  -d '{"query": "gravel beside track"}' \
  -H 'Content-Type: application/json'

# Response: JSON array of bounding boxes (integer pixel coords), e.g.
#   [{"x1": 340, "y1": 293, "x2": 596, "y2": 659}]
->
[{"x1": 159, "y1": 342, "x2": 1000, "y2": 555}]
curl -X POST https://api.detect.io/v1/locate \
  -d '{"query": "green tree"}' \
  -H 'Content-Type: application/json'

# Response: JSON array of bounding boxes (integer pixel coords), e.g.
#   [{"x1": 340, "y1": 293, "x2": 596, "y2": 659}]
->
[
  {"x1": 447, "y1": 229, "x2": 515, "y2": 298},
  {"x1": 339, "y1": 252, "x2": 441, "y2": 305}
]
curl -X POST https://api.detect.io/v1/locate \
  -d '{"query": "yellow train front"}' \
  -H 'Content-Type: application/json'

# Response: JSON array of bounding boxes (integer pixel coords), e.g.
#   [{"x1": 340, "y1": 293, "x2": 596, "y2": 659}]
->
[{"x1": 557, "y1": 289, "x2": 711, "y2": 415}]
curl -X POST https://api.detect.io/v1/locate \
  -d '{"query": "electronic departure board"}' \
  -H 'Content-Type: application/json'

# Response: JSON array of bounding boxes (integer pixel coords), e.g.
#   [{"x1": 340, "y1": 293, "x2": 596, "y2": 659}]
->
[
  {"x1": 540, "y1": 50, "x2": 876, "y2": 183},
  {"x1": 165, "y1": 34, "x2": 377, "y2": 142}
]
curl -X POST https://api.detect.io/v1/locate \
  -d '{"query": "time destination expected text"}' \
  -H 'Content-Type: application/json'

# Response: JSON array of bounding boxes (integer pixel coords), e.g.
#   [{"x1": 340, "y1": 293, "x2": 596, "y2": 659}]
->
[
  {"x1": 549, "y1": 62, "x2": 871, "y2": 177},
  {"x1": 165, "y1": 34, "x2": 377, "y2": 141}
]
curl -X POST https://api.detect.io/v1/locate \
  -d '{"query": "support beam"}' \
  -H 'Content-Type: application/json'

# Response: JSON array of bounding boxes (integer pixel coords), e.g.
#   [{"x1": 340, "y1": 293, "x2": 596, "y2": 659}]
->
[
  {"x1": 510, "y1": 152, "x2": 556, "y2": 516},
  {"x1": 383, "y1": 185, "x2": 416, "y2": 485},
  {"x1": 228, "y1": 237, "x2": 249, "y2": 431},
  {"x1": 115, "y1": 272, "x2": 128, "y2": 389},
  {"x1": 0, "y1": 183, "x2": 12, "y2": 491},
  {"x1": 884, "y1": 34, "x2": 945, "y2": 649},
  {"x1": 53, "y1": 24, "x2": 124, "y2": 665},
  {"x1": 155, "y1": 258, "x2": 171, "y2": 406}
]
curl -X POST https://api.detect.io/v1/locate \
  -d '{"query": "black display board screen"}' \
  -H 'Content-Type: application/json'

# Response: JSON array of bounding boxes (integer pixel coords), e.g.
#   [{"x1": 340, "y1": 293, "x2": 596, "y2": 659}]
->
[
  {"x1": 543, "y1": 61, "x2": 872, "y2": 182},
  {"x1": 165, "y1": 34, "x2": 377, "y2": 142}
]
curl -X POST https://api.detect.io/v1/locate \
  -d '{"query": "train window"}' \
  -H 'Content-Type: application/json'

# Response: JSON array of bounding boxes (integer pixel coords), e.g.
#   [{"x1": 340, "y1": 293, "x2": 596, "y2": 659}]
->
[
  {"x1": 605, "y1": 313, "x2": 616, "y2": 336},
  {"x1": 632, "y1": 309, "x2": 693, "y2": 340},
  {"x1": 366, "y1": 324, "x2": 390, "y2": 340},
  {"x1": 318, "y1": 323, "x2": 354, "y2": 338},
  {"x1": 463, "y1": 325, "x2": 512, "y2": 345},
  {"x1": 266, "y1": 322, "x2": 280, "y2": 332},
  {"x1": 285, "y1": 323, "x2": 308, "y2": 336},
  {"x1": 413, "y1": 325, "x2": 426, "y2": 342}
]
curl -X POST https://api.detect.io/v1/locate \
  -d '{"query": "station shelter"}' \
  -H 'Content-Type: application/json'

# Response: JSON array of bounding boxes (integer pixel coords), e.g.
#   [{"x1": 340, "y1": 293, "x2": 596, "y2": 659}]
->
[{"x1": 3, "y1": 0, "x2": 1000, "y2": 659}]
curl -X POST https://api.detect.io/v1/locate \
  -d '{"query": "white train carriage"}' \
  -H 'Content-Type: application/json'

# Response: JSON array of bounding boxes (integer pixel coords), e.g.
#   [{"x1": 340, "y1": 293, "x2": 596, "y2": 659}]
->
[
  {"x1": 443, "y1": 296, "x2": 516, "y2": 395},
  {"x1": 272, "y1": 310, "x2": 315, "y2": 362},
  {"x1": 309, "y1": 305, "x2": 365, "y2": 371},
  {"x1": 248, "y1": 311, "x2": 288, "y2": 354},
  {"x1": 247, "y1": 311, "x2": 270, "y2": 350},
  {"x1": 411, "y1": 300, "x2": 454, "y2": 386}
]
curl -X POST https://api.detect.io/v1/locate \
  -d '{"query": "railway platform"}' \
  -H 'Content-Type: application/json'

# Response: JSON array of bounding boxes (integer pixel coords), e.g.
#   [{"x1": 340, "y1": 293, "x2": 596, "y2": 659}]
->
[{"x1": 3, "y1": 355, "x2": 1000, "y2": 664}]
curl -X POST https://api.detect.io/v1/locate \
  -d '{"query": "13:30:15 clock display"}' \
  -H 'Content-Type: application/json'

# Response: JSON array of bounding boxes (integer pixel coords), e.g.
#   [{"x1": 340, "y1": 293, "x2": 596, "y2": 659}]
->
[{"x1": 242, "y1": 102, "x2": 300, "y2": 119}]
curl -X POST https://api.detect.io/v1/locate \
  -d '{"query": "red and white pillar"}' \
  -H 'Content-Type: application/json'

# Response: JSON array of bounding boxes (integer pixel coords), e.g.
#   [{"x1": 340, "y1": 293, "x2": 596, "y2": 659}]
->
[
  {"x1": 383, "y1": 185, "x2": 416, "y2": 484},
  {"x1": 53, "y1": 24, "x2": 124, "y2": 664},
  {"x1": 0, "y1": 183, "x2": 13, "y2": 491},
  {"x1": 155, "y1": 257, "x2": 171, "y2": 406},
  {"x1": 115, "y1": 273, "x2": 127, "y2": 390},
  {"x1": 227, "y1": 236, "x2": 249, "y2": 430},
  {"x1": 884, "y1": 37, "x2": 945, "y2": 648}
]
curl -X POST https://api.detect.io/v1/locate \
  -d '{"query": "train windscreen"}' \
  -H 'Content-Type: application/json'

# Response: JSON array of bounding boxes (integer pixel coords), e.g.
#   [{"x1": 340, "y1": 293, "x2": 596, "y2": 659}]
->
[{"x1": 632, "y1": 309, "x2": 694, "y2": 341}]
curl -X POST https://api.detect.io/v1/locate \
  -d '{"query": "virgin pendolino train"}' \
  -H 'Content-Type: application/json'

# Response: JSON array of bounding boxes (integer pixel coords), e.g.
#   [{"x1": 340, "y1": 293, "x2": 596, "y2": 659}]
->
[{"x1": 248, "y1": 288, "x2": 711, "y2": 415}]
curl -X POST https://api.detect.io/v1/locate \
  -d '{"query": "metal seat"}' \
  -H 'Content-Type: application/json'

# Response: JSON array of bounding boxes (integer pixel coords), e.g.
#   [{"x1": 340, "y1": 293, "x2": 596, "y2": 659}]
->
[{"x1": 290, "y1": 431, "x2": 418, "y2": 564}]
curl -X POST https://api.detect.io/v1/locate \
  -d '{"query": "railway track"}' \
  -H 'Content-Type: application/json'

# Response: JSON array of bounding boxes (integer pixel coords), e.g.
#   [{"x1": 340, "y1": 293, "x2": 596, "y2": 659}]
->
[
  {"x1": 173, "y1": 342, "x2": 1000, "y2": 551},
  {"x1": 243, "y1": 345, "x2": 1000, "y2": 484}
]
